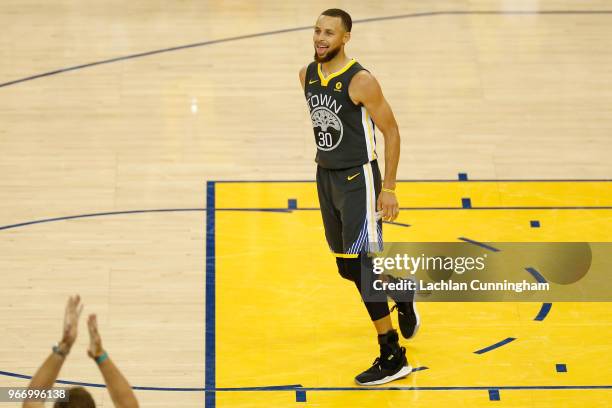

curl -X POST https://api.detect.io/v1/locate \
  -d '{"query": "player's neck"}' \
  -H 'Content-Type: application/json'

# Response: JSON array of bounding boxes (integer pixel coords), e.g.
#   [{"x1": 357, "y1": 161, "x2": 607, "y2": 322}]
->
[{"x1": 320, "y1": 52, "x2": 351, "y2": 76}]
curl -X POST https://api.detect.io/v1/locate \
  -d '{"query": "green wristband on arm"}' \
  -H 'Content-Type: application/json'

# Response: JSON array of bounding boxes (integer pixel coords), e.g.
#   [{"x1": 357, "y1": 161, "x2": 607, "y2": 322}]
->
[{"x1": 95, "y1": 352, "x2": 109, "y2": 365}]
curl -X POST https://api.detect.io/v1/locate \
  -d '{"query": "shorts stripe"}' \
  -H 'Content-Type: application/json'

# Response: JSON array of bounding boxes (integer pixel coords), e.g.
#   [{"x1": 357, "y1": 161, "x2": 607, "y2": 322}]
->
[
  {"x1": 347, "y1": 219, "x2": 368, "y2": 254},
  {"x1": 363, "y1": 162, "x2": 381, "y2": 253}
]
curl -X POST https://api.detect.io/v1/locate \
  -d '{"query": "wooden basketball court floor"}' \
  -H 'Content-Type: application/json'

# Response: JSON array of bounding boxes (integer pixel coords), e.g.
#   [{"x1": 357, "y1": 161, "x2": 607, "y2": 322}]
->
[{"x1": 1, "y1": 1, "x2": 611, "y2": 407}]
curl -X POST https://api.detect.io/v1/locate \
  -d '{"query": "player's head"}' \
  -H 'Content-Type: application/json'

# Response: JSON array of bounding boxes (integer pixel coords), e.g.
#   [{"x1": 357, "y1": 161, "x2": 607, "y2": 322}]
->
[
  {"x1": 313, "y1": 9, "x2": 352, "y2": 63},
  {"x1": 53, "y1": 387, "x2": 96, "y2": 408}
]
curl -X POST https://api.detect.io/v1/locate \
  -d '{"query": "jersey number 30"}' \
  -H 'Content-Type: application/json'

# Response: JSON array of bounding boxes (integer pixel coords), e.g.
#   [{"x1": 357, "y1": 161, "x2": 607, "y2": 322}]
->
[{"x1": 317, "y1": 132, "x2": 333, "y2": 148}]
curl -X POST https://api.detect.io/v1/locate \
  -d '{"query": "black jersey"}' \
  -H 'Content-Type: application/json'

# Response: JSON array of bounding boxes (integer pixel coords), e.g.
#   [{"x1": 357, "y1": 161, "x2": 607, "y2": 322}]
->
[{"x1": 304, "y1": 59, "x2": 377, "y2": 169}]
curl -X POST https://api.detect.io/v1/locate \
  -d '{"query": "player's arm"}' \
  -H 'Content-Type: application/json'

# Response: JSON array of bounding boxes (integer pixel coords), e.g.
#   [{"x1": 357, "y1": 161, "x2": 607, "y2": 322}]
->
[
  {"x1": 299, "y1": 65, "x2": 307, "y2": 91},
  {"x1": 349, "y1": 71, "x2": 401, "y2": 221},
  {"x1": 23, "y1": 296, "x2": 83, "y2": 408}
]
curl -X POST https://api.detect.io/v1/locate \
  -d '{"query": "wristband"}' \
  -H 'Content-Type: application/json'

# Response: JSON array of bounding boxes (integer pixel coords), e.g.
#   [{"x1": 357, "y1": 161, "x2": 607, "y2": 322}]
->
[
  {"x1": 382, "y1": 188, "x2": 395, "y2": 194},
  {"x1": 52, "y1": 343, "x2": 69, "y2": 358},
  {"x1": 95, "y1": 351, "x2": 109, "y2": 365}
]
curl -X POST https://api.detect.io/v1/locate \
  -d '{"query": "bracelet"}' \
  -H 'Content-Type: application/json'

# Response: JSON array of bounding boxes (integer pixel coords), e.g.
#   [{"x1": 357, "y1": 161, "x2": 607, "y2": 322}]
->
[
  {"x1": 382, "y1": 188, "x2": 395, "y2": 194},
  {"x1": 95, "y1": 351, "x2": 109, "y2": 365},
  {"x1": 52, "y1": 343, "x2": 69, "y2": 358}
]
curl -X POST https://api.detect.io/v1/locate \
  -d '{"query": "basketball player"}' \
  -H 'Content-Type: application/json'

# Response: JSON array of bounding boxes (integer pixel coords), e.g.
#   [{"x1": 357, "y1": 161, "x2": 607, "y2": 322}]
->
[{"x1": 299, "y1": 9, "x2": 419, "y2": 385}]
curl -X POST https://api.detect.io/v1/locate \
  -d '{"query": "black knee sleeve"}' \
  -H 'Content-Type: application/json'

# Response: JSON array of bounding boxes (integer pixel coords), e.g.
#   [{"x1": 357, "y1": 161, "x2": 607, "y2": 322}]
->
[
  {"x1": 336, "y1": 257, "x2": 360, "y2": 282},
  {"x1": 336, "y1": 256, "x2": 390, "y2": 321}
]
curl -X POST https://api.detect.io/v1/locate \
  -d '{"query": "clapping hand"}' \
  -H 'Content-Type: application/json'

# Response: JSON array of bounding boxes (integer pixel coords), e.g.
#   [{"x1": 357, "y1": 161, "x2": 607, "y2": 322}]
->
[
  {"x1": 59, "y1": 295, "x2": 84, "y2": 353},
  {"x1": 87, "y1": 314, "x2": 105, "y2": 359}
]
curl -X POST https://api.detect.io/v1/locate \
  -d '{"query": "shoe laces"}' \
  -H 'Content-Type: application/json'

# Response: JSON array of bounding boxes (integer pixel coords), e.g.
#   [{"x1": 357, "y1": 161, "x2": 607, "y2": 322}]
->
[
  {"x1": 372, "y1": 346, "x2": 405, "y2": 370},
  {"x1": 371, "y1": 357, "x2": 382, "y2": 371}
]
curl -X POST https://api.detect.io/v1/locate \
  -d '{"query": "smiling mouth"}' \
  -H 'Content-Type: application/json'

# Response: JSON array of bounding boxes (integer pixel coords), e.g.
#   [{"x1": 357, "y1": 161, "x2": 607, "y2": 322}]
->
[{"x1": 316, "y1": 44, "x2": 329, "y2": 53}]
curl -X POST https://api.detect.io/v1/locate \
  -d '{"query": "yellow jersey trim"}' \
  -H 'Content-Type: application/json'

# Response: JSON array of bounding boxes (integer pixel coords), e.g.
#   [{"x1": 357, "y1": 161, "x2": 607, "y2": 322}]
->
[
  {"x1": 317, "y1": 58, "x2": 357, "y2": 86},
  {"x1": 333, "y1": 252, "x2": 359, "y2": 258}
]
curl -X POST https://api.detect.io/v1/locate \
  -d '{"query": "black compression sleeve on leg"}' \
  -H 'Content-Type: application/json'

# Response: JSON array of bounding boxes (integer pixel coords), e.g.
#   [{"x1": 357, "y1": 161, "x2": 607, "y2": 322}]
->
[
  {"x1": 336, "y1": 257, "x2": 359, "y2": 282},
  {"x1": 345, "y1": 257, "x2": 390, "y2": 321}
]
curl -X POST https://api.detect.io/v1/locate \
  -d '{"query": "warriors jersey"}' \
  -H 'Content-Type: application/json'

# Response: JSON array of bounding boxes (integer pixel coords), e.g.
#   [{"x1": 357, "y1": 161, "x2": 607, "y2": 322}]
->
[{"x1": 304, "y1": 59, "x2": 378, "y2": 169}]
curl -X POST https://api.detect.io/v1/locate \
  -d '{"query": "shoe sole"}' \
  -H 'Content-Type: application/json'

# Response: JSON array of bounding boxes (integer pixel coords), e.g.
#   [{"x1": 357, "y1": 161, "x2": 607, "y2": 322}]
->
[{"x1": 354, "y1": 365, "x2": 413, "y2": 386}]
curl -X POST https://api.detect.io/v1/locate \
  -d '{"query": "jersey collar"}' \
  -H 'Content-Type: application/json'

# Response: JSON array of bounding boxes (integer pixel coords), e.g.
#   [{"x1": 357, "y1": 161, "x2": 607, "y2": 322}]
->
[{"x1": 317, "y1": 58, "x2": 356, "y2": 86}]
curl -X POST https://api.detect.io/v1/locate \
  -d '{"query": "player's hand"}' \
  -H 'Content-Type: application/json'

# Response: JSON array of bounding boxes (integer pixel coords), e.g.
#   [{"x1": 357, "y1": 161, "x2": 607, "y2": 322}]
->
[
  {"x1": 61, "y1": 295, "x2": 84, "y2": 351},
  {"x1": 377, "y1": 190, "x2": 399, "y2": 222},
  {"x1": 87, "y1": 314, "x2": 105, "y2": 359}
]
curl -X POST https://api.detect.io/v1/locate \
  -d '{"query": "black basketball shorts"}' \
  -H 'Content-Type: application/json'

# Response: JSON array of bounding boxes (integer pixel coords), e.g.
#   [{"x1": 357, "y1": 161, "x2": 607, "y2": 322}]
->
[{"x1": 316, "y1": 160, "x2": 383, "y2": 258}]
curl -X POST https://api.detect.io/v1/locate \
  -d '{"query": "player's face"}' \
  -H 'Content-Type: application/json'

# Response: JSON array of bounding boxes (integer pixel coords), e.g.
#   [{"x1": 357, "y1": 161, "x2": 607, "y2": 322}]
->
[{"x1": 313, "y1": 15, "x2": 348, "y2": 63}]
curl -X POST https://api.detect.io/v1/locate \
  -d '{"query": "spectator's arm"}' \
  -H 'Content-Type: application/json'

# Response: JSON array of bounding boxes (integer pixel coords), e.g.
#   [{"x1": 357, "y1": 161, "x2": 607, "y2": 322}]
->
[
  {"x1": 87, "y1": 314, "x2": 139, "y2": 408},
  {"x1": 23, "y1": 296, "x2": 83, "y2": 408}
]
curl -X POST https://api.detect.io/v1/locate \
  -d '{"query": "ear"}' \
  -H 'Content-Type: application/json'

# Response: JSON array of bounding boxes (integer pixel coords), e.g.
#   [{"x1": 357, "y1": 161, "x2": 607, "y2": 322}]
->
[{"x1": 343, "y1": 31, "x2": 351, "y2": 45}]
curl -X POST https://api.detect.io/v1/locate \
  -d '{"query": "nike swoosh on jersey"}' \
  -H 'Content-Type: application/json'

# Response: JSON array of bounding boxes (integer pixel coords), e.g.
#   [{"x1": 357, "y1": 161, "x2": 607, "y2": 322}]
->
[
  {"x1": 308, "y1": 79, "x2": 318, "y2": 84},
  {"x1": 347, "y1": 173, "x2": 360, "y2": 181}
]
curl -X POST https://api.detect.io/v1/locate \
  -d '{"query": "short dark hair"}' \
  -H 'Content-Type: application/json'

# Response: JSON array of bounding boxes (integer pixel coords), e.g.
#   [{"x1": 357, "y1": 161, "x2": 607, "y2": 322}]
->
[
  {"x1": 54, "y1": 387, "x2": 96, "y2": 408},
  {"x1": 321, "y1": 8, "x2": 352, "y2": 32}
]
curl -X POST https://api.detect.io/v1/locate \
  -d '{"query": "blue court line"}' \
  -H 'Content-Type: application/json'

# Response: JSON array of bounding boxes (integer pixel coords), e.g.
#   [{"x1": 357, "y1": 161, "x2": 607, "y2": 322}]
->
[
  {"x1": 216, "y1": 206, "x2": 612, "y2": 211},
  {"x1": 296, "y1": 389, "x2": 307, "y2": 402},
  {"x1": 205, "y1": 182, "x2": 216, "y2": 408},
  {"x1": 525, "y1": 267, "x2": 548, "y2": 284},
  {"x1": 457, "y1": 237, "x2": 501, "y2": 252},
  {"x1": 215, "y1": 385, "x2": 612, "y2": 391},
  {"x1": 0, "y1": 370, "x2": 205, "y2": 390},
  {"x1": 284, "y1": 385, "x2": 612, "y2": 391},
  {"x1": 4, "y1": 368, "x2": 609, "y2": 392},
  {"x1": 0, "y1": 208, "x2": 206, "y2": 231},
  {"x1": 1, "y1": 203, "x2": 608, "y2": 233},
  {"x1": 525, "y1": 267, "x2": 552, "y2": 321},
  {"x1": 3, "y1": 10, "x2": 612, "y2": 89},
  {"x1": 474, "y1": 337, "x2": 517, "y2": 354},
  {"x1": 208, "y1": 369, "x2": 428, "y2": 391},
  {"x1": 534, "y1": 303, "x2": 553, "y2": 321},
  {"x1": 214, "y1": 179, "x2": 612, "y2": 183},
  {"x1": 488, "y1": 389, "x2": 501, "y2": 401}
]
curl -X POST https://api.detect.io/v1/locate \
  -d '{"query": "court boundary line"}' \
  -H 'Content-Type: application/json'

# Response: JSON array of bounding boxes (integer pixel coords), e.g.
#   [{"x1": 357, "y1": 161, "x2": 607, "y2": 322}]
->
[
  {"x1": 0, "y1": 368, "x2": 611, "y2": 392},
  {"x1": 216, "y1": 206, "x2": 612, "y2": 210},
  {"x1": 1, "y1": 366, "x2": 611, "y2": 394},
  {"x1": 2, "y1": 10, "x2": 612, "y2": 89},
  {"x1": 1, "y1": 204, "x2": 609, "y2": 233},
  {"x1": 214, "y1": 179, "x2": 612, "y2": 183},
  {"x1": 216, "y1": 385, "x2": 612, "y2": 391},
  {"x1": 0, "y1": 208, "x2": 206, "y2": 232},
  {"x1": 205, "y1": 182, "x2": 216, "y2": 408}
]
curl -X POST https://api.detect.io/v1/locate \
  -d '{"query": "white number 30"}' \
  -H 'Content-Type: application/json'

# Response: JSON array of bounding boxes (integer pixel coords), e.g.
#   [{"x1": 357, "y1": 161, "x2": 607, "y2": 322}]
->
[{"x1": 317, "y1": 131, "x2": 332, "y2": 147}]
